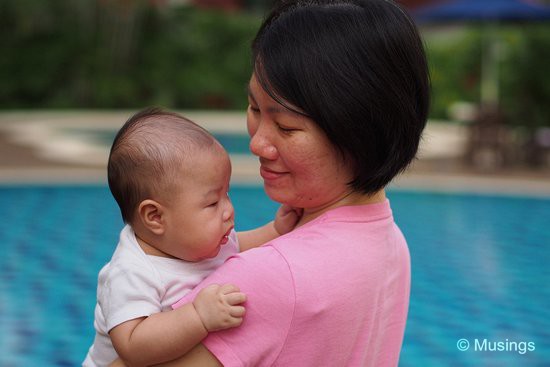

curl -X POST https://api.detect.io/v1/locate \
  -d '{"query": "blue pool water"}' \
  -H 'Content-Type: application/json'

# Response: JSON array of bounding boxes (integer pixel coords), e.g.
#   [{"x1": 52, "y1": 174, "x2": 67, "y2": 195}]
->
[
  {"x1": 63, "y1": 128, "x2": 253, "y2": 155},
  {"x1": 0, "y1": 186, "x2": 549, "y2": 366}
]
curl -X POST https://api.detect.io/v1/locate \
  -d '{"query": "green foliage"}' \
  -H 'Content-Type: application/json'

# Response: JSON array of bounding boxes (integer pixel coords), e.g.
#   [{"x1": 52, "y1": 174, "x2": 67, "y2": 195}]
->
[
  {"x1": 0, "y1": 0, "x2": 260, "y2": 109},
  {"x1": 2, "y1": 0, "x2": 549, "y2": 130},
  {"x1": 425, "y1": 24, "x2": 550, "y2": 130},
  {"x1": 424, "y1": 28, "x2": 481, "y2": 119},
  {"x1": 499, "y1": 24, "x2": 550, "y2": 130}
]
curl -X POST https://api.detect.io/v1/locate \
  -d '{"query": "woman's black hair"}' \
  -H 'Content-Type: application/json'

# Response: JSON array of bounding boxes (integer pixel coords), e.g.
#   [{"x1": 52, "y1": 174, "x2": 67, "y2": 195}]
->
[{"x1": 252, "y1": 0, "x2": 430, "y2": 195}]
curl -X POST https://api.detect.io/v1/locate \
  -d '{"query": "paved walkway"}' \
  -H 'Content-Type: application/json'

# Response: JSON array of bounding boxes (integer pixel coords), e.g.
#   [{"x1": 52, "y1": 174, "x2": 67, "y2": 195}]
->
[{"x1": 1, "y1": 111, "x2": 549, "y2": 196}]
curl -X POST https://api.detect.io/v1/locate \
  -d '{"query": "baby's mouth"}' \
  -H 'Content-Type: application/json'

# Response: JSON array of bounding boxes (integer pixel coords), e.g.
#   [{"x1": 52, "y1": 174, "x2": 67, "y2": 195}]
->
[{"x1": 220, "y1": 227, "x2": 233, "y2": 245}]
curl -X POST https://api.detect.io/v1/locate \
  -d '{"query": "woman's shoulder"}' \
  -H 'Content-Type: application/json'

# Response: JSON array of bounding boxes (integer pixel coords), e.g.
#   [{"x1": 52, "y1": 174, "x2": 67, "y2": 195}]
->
[{"x1": 226, "y1": 244, "x2": 292, "y2": 275}]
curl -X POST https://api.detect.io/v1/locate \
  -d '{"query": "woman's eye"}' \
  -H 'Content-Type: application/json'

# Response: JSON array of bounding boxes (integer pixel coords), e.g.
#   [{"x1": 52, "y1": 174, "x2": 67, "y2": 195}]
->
[
  {"x1": 277, "y1": 124, "x2": 295, "y2": 133},
  {"x1": 248, "y1": 105, "x2": 260, "y2": 113}
]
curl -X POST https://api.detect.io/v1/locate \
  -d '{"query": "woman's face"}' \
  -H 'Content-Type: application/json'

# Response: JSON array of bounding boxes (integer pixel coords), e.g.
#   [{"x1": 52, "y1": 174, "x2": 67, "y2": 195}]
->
[{"x1": 247, "y1": 73, "x2": 354, "y2": 210}]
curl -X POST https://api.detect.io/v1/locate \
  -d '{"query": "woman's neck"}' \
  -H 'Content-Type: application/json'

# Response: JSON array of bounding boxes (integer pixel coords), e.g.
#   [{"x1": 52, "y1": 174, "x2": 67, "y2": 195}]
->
[{"x1": 297, "y1": 189, "x2": 386, "y2": 227}]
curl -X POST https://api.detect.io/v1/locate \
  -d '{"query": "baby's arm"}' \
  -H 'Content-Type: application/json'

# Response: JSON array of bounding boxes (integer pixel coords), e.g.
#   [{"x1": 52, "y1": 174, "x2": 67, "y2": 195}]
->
[
  {"x1": 238, "y1": 205, "x2": 302, "y2": 252},
  {"x1": 109, "y1": 284, "x2": 245, "y2": 367}
]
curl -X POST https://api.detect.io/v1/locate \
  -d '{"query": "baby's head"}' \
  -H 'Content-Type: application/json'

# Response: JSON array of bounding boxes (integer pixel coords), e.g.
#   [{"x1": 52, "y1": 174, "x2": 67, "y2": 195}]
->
[{"x1": 108, "y1": 108, "x2": 235, "y2": 261}]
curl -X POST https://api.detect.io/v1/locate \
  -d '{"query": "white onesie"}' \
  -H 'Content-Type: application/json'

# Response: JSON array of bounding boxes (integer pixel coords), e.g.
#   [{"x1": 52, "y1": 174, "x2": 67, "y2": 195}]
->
[{"x1": 83, "y1": 225, "x2": 239, "y2": 367}]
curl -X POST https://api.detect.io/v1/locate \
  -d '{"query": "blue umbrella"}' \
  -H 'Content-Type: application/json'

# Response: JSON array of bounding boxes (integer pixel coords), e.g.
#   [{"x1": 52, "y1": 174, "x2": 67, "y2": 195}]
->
[
  {"x1": 413, "y1": 0, "x2": 550, "y2": 22},
  {"x1": 412, "y1": 0, "x2": 550, "y2": 106}
]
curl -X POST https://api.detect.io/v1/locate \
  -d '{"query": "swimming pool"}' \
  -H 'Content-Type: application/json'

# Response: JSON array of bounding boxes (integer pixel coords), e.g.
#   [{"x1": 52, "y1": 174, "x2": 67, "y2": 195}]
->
[
  {"x1": 0, "y1": 186, "x2": 548, "y2": 366},
  {"x1": 60, "y1": 127, "x2": 254, "y2": 155}
]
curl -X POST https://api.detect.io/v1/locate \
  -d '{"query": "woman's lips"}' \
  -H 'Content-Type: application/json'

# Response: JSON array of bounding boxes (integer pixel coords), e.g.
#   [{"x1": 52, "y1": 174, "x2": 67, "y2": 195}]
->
[{"x1": 260, "y1": 166, "x2": 287, "y2": 180}]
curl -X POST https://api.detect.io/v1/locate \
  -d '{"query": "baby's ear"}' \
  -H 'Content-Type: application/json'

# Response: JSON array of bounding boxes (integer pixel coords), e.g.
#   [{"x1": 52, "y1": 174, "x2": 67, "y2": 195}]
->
[{"x1": 137, "y1": 199, "x2": 165, "y2": 235}]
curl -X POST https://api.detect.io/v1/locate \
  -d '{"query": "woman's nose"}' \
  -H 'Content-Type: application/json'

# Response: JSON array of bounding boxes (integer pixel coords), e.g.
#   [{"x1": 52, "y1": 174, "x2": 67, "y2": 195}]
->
[{"x1": 249, "y1": 126, "x2": 278, "y2": 160}]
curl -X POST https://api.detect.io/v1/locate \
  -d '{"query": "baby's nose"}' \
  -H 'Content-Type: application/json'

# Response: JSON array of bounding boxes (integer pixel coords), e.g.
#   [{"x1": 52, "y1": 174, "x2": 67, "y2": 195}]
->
[{"x1": 223, "y1": 203, "x2": 234, "y2": 222}]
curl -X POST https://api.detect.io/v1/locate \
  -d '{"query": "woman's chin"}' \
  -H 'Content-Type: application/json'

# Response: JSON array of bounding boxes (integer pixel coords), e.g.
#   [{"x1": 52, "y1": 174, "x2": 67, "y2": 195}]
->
[
  {"x1": 263, "y1": 186, "x2": 298, "y2": 207},
  {"x1": 263, "y1": 184, "x2": 285, "y2": 202}
]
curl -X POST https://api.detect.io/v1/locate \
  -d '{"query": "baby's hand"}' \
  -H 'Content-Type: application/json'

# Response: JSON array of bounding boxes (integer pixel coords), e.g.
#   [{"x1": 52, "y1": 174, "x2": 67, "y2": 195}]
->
[
  {"x1": 274, "y1": 205, "x2": 303, "y2": 235},
  {"x1": 193, "y1": 284, "x2": 246, "y2": 332}
]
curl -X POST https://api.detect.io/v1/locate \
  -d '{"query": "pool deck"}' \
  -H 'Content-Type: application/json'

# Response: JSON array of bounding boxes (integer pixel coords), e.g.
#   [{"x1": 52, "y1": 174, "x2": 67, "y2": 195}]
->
[{"x1": 1, "y1": 111, "x2": 549, "y2": 196}]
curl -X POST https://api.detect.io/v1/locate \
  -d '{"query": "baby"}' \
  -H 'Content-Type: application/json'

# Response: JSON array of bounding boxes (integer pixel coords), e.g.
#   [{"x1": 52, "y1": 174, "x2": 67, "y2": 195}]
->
[{"x1": 83, "y1": 108, "x2": 300, "y2": 366}]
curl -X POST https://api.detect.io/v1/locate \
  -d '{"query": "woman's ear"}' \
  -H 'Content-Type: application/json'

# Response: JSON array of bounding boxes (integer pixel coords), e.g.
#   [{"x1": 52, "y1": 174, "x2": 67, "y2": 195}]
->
[{"x1": 137, "y1": 199, "x2": 165, "y2": 235}]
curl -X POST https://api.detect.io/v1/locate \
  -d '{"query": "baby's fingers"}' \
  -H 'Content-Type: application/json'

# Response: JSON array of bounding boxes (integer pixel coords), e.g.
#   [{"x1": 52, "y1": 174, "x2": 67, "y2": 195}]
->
[
  {"x1": 224, "y1": 316, "x2": 244, "y2": 329},
  {"x1": 229, "y1": 305, "x2": 246, "y2": 318},
  {"x1": 219, "y1": 283, "x2": 241, "y2": 295},
  {"x1": 225, "y1": 291, "x2": 247, "y2": 305}
]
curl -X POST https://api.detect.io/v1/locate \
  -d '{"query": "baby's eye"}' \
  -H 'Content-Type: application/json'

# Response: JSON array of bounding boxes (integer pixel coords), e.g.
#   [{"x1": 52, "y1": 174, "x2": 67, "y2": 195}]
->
[{"x1": 208, "y1": 201, "x2": 219, "y2": 207}]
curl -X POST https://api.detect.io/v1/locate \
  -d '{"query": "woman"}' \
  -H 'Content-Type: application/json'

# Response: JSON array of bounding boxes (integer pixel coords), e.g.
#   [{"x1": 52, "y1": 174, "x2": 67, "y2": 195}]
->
[{"x1": 119, "y1": 0, "x2": 429, "y2": 365}]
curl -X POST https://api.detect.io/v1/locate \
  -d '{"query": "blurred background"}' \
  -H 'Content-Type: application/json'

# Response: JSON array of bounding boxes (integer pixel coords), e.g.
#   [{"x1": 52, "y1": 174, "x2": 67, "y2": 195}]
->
[
  {"x1": 1, "y1": 0, "x2": 550, "y2": 177},
  {"x1": 1, "y1": 0, "x2": 549, "y2": 366}
]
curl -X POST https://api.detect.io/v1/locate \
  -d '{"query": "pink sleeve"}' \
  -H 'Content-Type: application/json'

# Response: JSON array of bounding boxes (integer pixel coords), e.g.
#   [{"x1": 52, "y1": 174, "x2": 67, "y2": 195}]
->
[{"x1": 172, "y1": 246, "x2": 295, "y2": 367}]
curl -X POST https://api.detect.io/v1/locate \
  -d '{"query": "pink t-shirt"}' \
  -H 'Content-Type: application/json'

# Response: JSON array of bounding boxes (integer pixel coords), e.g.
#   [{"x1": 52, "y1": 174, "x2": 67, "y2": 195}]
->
[{"x1": 173, "y1": 199, "x2": 411, "y2": 367}]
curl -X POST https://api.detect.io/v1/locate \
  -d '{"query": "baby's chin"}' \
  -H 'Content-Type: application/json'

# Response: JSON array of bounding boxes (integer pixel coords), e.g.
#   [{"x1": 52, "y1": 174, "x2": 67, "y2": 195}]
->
[{"x1": 194, "y1": 245, "x2": 222, "y2": 262}]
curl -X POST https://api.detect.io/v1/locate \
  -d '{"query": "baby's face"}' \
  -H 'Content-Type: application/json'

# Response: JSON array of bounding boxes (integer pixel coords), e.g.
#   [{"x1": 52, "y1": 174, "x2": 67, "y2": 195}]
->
[{"x1": 161, "y1": 148, "x2": 234, "y2": 261}]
